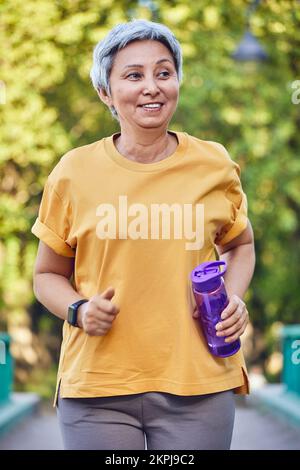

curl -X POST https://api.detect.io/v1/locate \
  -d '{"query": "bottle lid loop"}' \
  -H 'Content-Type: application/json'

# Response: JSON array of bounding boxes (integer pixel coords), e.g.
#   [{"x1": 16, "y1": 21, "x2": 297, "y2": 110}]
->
[{"x1": 190, "y1": 261, "x2": 227, "y2": 293}]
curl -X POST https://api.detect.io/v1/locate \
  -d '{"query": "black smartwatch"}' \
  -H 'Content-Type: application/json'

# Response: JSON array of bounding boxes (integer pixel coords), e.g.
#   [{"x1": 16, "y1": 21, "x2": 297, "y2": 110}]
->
[{"x1": 67, "y1": 299, "x2": 88, "y2": 327}]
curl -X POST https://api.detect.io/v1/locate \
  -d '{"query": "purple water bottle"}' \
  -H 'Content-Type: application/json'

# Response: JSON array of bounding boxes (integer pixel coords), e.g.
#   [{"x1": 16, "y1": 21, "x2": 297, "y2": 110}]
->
[{"x1": 190, "y1": 260, "x2": 241, "y2": 358}]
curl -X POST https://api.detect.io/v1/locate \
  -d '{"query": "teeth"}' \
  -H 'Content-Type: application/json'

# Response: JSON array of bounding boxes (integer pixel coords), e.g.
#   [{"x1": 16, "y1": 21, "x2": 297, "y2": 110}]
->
[{"x1": 143, "y1": 104, "x2": 161, "y2": 108}]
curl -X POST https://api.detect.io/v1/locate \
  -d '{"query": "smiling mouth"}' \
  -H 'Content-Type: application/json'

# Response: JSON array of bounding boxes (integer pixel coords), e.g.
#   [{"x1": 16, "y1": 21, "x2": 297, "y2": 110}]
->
[{"x1": 138, "y1": 103, "x2": 165, "y2": 111}]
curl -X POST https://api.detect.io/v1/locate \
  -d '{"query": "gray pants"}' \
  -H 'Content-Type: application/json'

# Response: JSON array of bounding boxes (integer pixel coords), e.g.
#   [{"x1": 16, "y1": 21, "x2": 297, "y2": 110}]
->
[{"x1": 57, "y1": 389, "x2": 235, "y2": 450}]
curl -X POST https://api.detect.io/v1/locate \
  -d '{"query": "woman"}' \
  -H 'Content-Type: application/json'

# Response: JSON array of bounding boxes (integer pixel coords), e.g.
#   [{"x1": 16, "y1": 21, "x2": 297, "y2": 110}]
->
[{"x1": 31, "y1": 19, "x2": 255, "y2": 450}]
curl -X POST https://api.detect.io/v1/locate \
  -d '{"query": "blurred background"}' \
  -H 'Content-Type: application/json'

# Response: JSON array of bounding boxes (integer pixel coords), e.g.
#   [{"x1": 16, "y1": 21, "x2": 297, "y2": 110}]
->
[{"x1": 0, "y1": 0, "x2": 300, "y2": 449}]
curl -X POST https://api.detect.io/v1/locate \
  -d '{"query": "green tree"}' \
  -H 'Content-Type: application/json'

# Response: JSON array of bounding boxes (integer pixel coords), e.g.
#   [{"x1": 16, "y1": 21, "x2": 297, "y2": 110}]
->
[{"x1": 1, "y1": 0, "x2": 299, "y2": 396}]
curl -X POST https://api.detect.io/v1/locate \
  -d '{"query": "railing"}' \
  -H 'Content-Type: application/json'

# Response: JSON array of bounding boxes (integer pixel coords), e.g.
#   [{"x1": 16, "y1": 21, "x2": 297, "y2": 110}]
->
[
  {"x1": 0, "y1": 333, "x2": 14, "y2": 406},
  {"x1": 281, "y1": 325, "x2": 300, "y2": 397}
]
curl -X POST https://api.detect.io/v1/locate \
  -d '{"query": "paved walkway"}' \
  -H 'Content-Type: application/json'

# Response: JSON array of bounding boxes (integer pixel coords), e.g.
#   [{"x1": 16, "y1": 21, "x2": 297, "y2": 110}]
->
[{"x1": 0, "y1": 398, "x2": 300, "y2": 450}]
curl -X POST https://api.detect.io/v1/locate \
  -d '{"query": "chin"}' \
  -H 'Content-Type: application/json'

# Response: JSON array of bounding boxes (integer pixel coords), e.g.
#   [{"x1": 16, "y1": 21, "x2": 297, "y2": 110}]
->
[{"x1": 137, "y1": 121, "x2": 168, "y2": 129}]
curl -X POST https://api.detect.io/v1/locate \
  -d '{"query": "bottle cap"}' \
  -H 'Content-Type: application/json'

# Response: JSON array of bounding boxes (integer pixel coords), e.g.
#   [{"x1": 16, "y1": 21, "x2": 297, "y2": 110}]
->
[{"x1": 190, "y1": 260, "x2": 227, "y2": 293}]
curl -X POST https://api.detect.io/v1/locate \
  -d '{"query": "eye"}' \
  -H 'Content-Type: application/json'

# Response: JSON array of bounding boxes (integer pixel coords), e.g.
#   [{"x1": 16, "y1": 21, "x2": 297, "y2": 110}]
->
[
  {"x1": 126, "y1": 71, "x2": 170, "y2": 79},
  {"x1": 126, "y1": 72, "x2": 141, "y2": 79},
  {"x1": 159, "y1": 71, "x2": 170, "y2": 77}
]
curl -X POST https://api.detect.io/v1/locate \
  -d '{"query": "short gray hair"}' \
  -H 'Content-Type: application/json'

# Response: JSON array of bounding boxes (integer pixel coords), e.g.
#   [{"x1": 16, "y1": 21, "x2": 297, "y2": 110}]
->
[{"x1": 90, "y1": 19, "x2": 183, "y2": 121}]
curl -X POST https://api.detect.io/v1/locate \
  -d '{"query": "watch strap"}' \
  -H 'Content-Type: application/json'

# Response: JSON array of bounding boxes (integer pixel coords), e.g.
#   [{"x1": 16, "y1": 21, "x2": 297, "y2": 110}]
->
[{"x1": 67, "y1": 299, "x2": 88, "y2": 327}]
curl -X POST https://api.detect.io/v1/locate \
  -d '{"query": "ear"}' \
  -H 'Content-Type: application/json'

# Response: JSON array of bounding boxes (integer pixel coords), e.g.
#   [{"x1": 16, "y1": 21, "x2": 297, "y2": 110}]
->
[{"x1": 97, "y1": 87, "x2": 113, "y2": 107}]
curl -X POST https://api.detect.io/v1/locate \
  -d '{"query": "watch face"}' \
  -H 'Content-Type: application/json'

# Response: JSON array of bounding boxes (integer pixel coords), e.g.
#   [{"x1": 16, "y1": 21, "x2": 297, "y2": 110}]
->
[
  {"x1": 68, "y1": 306, "x2": 78, "y2": 326},
  {"x1": 67, "y1": 300, "x2": 87, "y2": 327}
]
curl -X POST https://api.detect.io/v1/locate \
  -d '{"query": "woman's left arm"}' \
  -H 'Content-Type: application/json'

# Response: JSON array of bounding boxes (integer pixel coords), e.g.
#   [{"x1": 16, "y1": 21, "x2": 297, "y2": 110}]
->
[{"x1": 214, "y1": 219, "x2": 256, "y2": 343}]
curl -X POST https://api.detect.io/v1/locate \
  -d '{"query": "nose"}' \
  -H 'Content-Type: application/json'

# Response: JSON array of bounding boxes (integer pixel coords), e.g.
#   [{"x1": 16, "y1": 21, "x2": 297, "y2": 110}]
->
[{"x1": 142, "y1": 75, "x2": 160, "y2": 96}]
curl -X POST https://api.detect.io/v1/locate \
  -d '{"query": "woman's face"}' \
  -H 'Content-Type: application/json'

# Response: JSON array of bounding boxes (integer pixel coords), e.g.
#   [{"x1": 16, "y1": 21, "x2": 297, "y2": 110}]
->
[{"x1": 99, "y1": 40, "x2": 179, "y2": 130}]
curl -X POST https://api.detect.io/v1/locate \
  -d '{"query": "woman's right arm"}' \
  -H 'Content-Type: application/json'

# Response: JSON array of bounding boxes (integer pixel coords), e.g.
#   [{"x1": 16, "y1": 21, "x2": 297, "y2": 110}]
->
[
  {"x1": 33, "y1": 240, "x2": 81, "y2": 321},
  {"x1": 33, "y1": 241, "x2": 120, "y2": 335}
]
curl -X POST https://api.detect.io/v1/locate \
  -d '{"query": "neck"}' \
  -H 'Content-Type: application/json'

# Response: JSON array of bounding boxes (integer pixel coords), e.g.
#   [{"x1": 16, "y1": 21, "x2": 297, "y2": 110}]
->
[{"x1": 114, "y1": 127, "x2": 178, "y2": 164}]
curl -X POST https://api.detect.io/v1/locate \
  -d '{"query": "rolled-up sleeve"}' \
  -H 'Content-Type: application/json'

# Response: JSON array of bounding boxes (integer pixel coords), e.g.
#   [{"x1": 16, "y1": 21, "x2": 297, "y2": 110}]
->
[
  {"x1": 213, "y1": 145, "x2": 248, "y2": 246},
  {"x1": 31, "y1": 178, "x2": 75, "y2": 257}
]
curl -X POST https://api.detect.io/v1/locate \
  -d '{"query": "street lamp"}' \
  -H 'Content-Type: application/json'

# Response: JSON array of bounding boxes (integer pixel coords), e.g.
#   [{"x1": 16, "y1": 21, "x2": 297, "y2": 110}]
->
[
  {"x1": 232, "y1": 0, "x2": 268, "y2": 62},
  {"x1": 137, "y1": 0, "x2": 159, "y2": 21}
]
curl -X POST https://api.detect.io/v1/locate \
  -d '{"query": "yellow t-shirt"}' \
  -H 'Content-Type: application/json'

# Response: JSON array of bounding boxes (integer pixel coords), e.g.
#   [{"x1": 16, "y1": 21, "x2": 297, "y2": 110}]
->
[{"x1": 31, "y1": 130, "x2": 250, "y2": 405}]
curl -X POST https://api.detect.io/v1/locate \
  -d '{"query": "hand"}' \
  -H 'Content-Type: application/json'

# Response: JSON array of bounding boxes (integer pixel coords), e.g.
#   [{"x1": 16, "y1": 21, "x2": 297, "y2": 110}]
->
[
  {"x1": 215, "y1": 294, "x2": 249, "y2": 343},
  {"x1": 77, "y1": 286, "x2": 120, "y2": 336}
]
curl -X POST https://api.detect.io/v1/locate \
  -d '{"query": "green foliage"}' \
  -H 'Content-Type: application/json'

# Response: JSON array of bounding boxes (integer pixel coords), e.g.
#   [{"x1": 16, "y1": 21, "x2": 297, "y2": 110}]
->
[
  {"x1": 1, "y1": 0, "x2": 300, "y2": 397},
  {"x1": 15, "y1": 364, "x2": 59, "y2": 402}
]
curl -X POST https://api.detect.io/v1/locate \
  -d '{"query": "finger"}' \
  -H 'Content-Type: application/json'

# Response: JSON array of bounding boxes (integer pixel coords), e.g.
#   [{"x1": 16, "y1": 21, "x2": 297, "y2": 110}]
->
[
  {"x1": 102, "y1": 312, "x2": 118, "y2": 322},
  {"x1": 192, "y1": 307, "x2": 199, "y2": 318},
  {"x1": 224, "y1": 324, "x2": 247, "y2": 343},
  {"x1": 89, "y1": 327, "x2": 108, "y2": 337},
  {"x1": 99, "y1": 320, "x2": 114, "y2": 330},
  {"x1": 98, "y1": 297, "x2": 119, "y2": 315},
  {"x1": 220, "y1": 295, "x2": 242, "y2": 319},
  {"x1": 93, "y1": 320, "x2": 113, "y2": 333},
  {"x1": 216, "y1": 313, "x2": 246, "y2": 337},
  {"x1": 101, "y1": 286, "x2": 115, "y2": 300},
  {"x1": 100, "y1": 287, "x2": 120, "y2": 315},
  {"x1": 216, "y1": 305, "x2": 245, "y2": 331}
]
